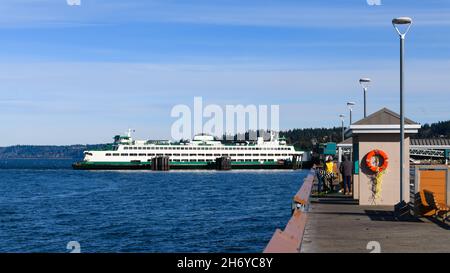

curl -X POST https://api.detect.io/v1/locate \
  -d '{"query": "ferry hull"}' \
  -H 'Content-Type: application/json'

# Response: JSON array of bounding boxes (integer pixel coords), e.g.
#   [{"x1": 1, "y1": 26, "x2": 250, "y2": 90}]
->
[{"x1": 72, "y1": 161, "x2": 298, "y2": 170}]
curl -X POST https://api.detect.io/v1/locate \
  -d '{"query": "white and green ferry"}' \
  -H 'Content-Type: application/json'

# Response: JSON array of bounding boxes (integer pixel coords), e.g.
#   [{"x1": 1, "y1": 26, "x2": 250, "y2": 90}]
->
[{"x1": 73, "y1": 130, "x2": 304, "y2": 170}]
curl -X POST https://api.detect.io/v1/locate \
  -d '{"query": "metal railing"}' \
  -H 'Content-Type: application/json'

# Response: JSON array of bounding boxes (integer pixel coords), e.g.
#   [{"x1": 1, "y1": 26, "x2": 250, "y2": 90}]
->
[
  {"x1": 263, "y1": 169, "x2": 315, "y2": 253},
  {"x1": 410, "y1": 148, "x2": 445, "y2": 158}
]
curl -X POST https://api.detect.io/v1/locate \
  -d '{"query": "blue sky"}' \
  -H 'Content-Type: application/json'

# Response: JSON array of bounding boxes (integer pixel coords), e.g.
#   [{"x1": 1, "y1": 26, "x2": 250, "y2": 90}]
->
[{"x1": 1, "y1": 0, "x2": 450, "y2": 145}]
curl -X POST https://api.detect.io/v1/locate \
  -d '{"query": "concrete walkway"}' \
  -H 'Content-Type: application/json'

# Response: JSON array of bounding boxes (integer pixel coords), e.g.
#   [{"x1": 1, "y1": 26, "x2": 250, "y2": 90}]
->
[{"x1": 300, "y1": 196, "x2": 450, "y2": 253}]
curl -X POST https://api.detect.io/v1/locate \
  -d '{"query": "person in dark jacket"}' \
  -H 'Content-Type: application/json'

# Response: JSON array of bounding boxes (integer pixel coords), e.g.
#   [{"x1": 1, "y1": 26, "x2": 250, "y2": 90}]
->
[{"x1": 339, "y1": 156, "x2": 353, "y2": 195}]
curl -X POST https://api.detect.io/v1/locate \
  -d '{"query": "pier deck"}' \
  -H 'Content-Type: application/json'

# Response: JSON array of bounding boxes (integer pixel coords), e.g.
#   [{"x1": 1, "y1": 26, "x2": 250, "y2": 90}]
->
[{"x1": 300, "y1": 196, "x2": 450, "y2": 253}]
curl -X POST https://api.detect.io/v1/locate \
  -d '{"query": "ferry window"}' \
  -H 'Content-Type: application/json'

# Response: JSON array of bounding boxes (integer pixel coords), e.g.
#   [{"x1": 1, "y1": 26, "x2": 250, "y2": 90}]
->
[
  {"x1": 282, "y1": 154, "x2": 288, "y2": 156},
  {"x1": 189, "y1": 159, "x2": 197, "y2": 162},
  {"x1": 121, "y1": 153, "x2": 128, "y2": 156},
  {"x1": 133, "y1": 147, "x2": 137, "y2": 150},
  {"x1": 190, "y1": 154, "x2": 197, "y2": 156},
  {"x1": 174, "y1": 159, "x2": 180, "y2": 162},
  {"x1": 237, "y1": 154, "x2": 244, "y2": 156},
  {"x1": 275, "y1": 154, "x2": 281, "y2": 156},
  {"x1": 222, "y1": 154, "x2": 229, "y2": 156},
  {"x1": 231, "y1": 159, "x2": 236, "y2": 162},
  {"x1": 139, "y1": 153, "x2": 146, "y2": 156},
  {"x1": 260, "y1": 154, "x2": 267, "y2": 156},
  {"x1": 173, "y1": 154, "x2": 180, "y2": 156},
  {"x1": 198, "y1": 154, "x2": 205, "y2": 156},
  {"x1": 214, "y1": 154, "x2": 220, "y2": 156},
  {"x1": 206, "y1": 154, "x2": 212, "y2": 156},
  {"x1": 106, "y1": 153, "x2": 111, "y2": 156},
  {"x1": 206, "y1": 159, "x2": 213, "y2": 162},
  {"x1": 130, "y1": 153, "x2": 138, "y2": 156},
  {"x1": 245, "y1": 159, "x2": 251, "y2": 162},
  {"x1": 157, "y1": 153, "x2": 163, "y2": 156},
  {"x1": 166, "y1": 154, "x2": 172, "y2": 156},
  {"x1": 198, "y1": 159, "x2": 205, "y2": 162},
  {"x1": 148, "y1": 153, "x2": 155, "y2": 156},
  {"x1": 124, "y1": 147, "x2": 129, "y2": 150},
  {"x1": 182, "y1": 154, "x2": 188, "y2": 156},
  {"x1": 113, "y1": 153, "x2": 119, "y2": 156},
  {"x1": 230, "y1": 154, "x2": 236, "y2": 156},
  {"x1": 138, "y1": 147, "x2": 141, "y2": 150}
]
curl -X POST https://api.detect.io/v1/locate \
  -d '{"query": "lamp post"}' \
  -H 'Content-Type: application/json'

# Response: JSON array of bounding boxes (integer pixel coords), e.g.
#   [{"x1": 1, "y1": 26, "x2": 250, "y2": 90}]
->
[
  {"x1": 392, "y1": 16, "x2": 412, "y2": 203},
  {"x1": 359, "y1": 78, "x2": 371, "y2": 118},
  {"x1": 347, "y1": 102, "x2": 355, "y2": 126},
  {"x1": 339, "y1": 114, "x2": 345, "y2": 142}
]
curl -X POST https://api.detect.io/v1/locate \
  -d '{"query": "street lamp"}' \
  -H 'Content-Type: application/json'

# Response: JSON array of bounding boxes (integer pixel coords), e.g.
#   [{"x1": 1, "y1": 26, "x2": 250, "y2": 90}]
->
[
  {"x1": 392, "y1": 16, "x2": 412, "y2": 203},
  {"x1": 359, "y1": 78, "x2": 371, "y2": 118},
  {"x1": 339, "y1": 114, "x2": 345, "y2": 142},
  {"x1": 347, "y1": 102, "x2": 355, "y2": 126}
]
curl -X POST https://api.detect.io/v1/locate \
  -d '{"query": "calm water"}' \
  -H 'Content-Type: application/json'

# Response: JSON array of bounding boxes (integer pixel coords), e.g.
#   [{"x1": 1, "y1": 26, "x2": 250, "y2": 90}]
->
[{"x1": 0, "y1": 159, "x2": 306, "y2": 253}]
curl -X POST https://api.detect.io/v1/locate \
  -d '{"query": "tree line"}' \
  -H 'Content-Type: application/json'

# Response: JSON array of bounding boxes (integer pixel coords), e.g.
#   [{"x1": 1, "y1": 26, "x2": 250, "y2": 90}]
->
[{"x1": 0, "y1": 120, "x2": 448, "y2": 159}]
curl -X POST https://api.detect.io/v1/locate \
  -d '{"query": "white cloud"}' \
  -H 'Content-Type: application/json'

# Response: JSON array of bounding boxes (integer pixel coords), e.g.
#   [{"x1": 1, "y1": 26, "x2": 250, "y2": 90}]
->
[
  {"x1": 0, "y1": 60, "x2": 449, "y2": 145},
  {"x1": 1, "y1": 0, "x2": 450, "y2": 28}
]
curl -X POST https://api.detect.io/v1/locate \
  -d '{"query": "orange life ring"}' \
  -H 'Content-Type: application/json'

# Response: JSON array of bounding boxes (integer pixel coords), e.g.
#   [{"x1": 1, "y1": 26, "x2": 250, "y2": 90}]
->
[{"x1": 366, "y1": 149, "x2": 389, "y2": 173}]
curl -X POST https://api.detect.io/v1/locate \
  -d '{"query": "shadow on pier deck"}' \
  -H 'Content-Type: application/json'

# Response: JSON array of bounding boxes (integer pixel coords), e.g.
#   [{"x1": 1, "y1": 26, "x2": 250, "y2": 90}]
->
[{"x1": 300, "y1": 195, "x2": 450, "y2": 253}]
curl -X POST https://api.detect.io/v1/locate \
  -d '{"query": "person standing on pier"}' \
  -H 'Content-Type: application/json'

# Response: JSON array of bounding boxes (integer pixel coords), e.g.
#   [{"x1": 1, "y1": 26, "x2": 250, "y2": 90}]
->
[
  {"x1": 325, "y1": 156, "x2": 335, "y2": 192},
  {"x1": 339, "y1": 156, "x2": 353, "y2": 195}
]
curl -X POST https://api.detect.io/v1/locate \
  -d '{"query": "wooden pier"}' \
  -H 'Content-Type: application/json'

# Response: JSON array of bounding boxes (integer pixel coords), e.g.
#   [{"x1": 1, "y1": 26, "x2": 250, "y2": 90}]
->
[
  {"x1": 300, "y1": 195, "x2": 450, "y2": 253},
  {"x1": 264, "y1": 168, "x2": 450, "y2": 253}
]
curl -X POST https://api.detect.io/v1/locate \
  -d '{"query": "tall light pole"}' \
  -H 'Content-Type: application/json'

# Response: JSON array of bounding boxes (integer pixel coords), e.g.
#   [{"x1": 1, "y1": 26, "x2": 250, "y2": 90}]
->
[
  {"x1": 359, "y1": 78, "x2": 371, "y2": 118},
  {"x1": 392, "y1": 17, "x2": 412, "y2": 203},
  {"x1": 339, "y1": 114, "x2": 345, "y2": 142},
  {"x1": 347, "y1": 102, "x2": 355, "y2": 126}
]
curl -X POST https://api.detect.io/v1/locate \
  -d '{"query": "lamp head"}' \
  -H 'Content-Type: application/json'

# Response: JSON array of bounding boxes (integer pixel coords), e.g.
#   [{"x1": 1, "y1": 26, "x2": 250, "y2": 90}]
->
[
  {"x1": 347, "y1": 102, "x2": 355, "y2": 110},
  {"x1": 392, "y1": 17, "x2": 412, "y2": 25},
  {"x1": 392, "y1": 17, "x2": 413, "y2": 37},
  {"x1": 359, "y1": 78, "x2": 371, "y2": 89}
]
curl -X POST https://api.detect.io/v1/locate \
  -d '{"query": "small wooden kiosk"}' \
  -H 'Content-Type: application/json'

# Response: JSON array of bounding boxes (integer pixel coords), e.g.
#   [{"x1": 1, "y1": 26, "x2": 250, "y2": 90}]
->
[{"x1": 346, "y1": 108, "x2": 421, "y2": 206}]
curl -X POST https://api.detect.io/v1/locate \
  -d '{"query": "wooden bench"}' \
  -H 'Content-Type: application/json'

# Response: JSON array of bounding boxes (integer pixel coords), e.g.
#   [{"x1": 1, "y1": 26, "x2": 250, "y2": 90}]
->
[{"x1": 422, "y1": 190, "x2": 450, "y2": 223}]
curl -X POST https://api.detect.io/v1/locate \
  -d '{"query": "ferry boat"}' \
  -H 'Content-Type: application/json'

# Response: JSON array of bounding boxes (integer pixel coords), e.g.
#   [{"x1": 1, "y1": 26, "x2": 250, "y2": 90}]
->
[{"x1": 72, "y1": 130, "x2": 304, "y2": 170}]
